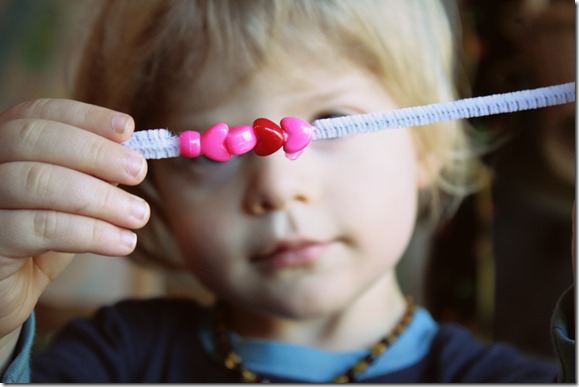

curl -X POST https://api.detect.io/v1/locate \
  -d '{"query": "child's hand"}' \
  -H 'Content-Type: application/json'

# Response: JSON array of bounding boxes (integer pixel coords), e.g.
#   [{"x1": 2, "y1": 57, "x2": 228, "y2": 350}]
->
[{"x1": 0, "y1": 99, "x2": 149, "y2": 339}]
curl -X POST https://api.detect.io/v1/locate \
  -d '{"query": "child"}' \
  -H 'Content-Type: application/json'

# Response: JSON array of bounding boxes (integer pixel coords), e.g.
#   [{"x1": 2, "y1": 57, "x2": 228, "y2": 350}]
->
[{"x1": 0, "y1": 0, "x2": 574, "y2": 383}]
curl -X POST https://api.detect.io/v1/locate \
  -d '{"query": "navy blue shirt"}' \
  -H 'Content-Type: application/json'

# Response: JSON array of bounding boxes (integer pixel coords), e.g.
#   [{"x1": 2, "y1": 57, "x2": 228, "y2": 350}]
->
[
  {"x1": 1, "y1": 296, "x2": 558, "y2": 383},
  {"x1": 4, "y1": 287, "x2": 575, "y2": 383}
]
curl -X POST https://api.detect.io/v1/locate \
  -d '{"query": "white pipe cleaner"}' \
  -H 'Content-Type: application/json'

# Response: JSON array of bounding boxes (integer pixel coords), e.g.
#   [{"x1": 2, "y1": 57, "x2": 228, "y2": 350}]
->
[{"x1": 122, "y1": 82, "x2": 575, "y2": 159}]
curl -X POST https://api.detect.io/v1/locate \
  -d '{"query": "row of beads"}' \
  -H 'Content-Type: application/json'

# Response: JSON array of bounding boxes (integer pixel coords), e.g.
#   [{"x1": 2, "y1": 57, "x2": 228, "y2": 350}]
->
[{"x1": 179, "y1": 117, "x2": 314, "y2": 162}]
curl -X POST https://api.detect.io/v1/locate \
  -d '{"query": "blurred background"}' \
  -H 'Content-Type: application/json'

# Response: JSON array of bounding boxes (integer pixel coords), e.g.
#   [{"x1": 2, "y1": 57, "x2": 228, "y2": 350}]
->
[{"x1": 0, "y1": 0, "x2": 575, "y2": 361}]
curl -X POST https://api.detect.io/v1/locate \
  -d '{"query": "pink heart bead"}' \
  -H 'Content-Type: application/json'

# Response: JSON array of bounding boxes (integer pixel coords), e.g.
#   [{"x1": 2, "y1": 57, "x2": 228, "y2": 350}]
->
[
  {"x1": 201, "y1": 123, "x2": 231, "y2": 162},
  {"x1": 179, "y1": 131, "x2": 201, "y2": 158},
  {"x1": 280, "y1": 117, "x2": 313, "y2": 159},
  {"x1": 225, "y1": 125, "x2": 257, "y2": 156}
]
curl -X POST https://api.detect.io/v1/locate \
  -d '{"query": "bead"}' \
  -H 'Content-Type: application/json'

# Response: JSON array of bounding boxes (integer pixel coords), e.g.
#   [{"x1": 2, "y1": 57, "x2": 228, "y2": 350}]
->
[
  {"x1": 252, "y1": 118, "x2": 284, "y2": 156},
  {"x1": 280, "y1": 116, "x2": 313, "y2": 159},
  {"x1": 225, "y1": 125, "x2": 257, "y2": 156},
  {"x1": 224, "y1": 353, "x2": 241, "y2": 370},
  {"x1": 333, "y1": 375, "x2": 350, "y2": 383},
  {"x1": 201, "y1": 123, "x2": 231, "y2": 162},
  {"x1": 371, "y1": 342, "x2": 386, "y2": 356},
  {"x1": 179, "y1": 131, "x2": 201, "y2": 158},
  {"x1": 241, "y1": 369, "x2": 258, "y2": 382},
  {"x1": 353, "y1": 360, "x2": 369, "y2": 374}
]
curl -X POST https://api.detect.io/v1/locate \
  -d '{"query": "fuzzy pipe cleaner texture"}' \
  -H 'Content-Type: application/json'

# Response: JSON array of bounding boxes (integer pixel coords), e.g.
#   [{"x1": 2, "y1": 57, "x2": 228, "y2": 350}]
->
[{"x1": 122, "y1": 82, "x2": 575, "y2": 160}]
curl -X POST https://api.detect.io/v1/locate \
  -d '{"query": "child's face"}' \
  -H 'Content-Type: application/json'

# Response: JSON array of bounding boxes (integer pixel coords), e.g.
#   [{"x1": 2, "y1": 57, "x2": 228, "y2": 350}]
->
[{"x1": 151, "y1": 54, "x2": 422, "y2": 318}]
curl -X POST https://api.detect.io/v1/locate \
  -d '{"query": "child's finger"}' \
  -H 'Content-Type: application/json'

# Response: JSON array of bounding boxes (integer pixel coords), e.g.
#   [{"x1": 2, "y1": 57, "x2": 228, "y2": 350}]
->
[
  {"x1": 0, "y1": 209, "x2": 138, "y2": 258},
  {"x1": 0, "y1": 162, "x2": 150, "y2": 230},
  {"x1": 0, "y1": 119, "x2": 147, "y2": 186},
  {"x1": 0, "y1": 98, "x2": 135, "y2": 142}
]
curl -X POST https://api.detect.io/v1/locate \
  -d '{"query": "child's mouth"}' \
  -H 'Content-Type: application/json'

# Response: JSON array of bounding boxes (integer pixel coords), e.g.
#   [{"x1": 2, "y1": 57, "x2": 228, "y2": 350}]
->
[{"x1": 252, "y1": 240, "x2": 330, "y2": 270}]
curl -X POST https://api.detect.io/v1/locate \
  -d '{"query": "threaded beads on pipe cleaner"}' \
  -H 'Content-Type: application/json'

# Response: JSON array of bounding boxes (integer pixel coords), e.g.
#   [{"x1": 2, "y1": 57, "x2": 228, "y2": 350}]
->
[{"x1": 123, "y1": 82, "x2": 575, "y2": 159}]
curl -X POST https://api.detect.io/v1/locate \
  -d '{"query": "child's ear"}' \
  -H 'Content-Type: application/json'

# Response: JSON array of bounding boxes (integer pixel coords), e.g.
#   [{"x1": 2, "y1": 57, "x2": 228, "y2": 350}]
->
[{"x1": 417, "y1": 153, "x2": 443, "y2": 189}]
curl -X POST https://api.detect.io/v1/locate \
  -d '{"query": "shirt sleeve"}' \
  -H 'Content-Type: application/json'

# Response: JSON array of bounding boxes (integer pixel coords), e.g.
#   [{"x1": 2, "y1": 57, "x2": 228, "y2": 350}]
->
[
  {"x1": 551, "y1": 285, "x2": 576, "y2": 383},
  {"x1": 1, "y1": 313, "x2": 34, "y2": 383}
]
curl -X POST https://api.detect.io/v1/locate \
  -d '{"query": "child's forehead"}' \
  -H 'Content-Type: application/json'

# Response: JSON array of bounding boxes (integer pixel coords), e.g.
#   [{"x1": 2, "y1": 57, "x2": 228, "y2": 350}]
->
[
  {"x1": 166, "y1": 43, "x2": 371, "y2": 113},
  {"x1": 165, "y1": 59, "x2": 397, "y2": 132}
]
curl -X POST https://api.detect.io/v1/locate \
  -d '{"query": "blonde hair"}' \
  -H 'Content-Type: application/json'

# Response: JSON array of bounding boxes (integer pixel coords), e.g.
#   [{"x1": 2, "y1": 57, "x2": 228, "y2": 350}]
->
[{"x1": 73, "y1": 0, "x2": 486, "y2": 269}]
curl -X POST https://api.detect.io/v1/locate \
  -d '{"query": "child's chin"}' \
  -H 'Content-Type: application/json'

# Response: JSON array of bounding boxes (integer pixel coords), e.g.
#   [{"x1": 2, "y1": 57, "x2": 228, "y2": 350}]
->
[{"x1": 261, "y1": 291, "x2": 352, "y2": 320}]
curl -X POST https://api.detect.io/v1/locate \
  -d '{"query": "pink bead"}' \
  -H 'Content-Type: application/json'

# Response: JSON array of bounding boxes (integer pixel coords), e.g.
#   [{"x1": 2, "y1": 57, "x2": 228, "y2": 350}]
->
[
  {"x1": 285, "y1": 150, "x2": 304, "y2": 161},
  {"x1": 201, "y1": 123, "x2": 231, "y2": 162},
  {"x1": 225, "y1": 125, "x2": 257, "y2": 156},
  {"x1": 179, "y1": 131, "x2": 201, "y2": 158},
  {"x1": 280, "y1": 117, "x2": 313, "y2": 159}
]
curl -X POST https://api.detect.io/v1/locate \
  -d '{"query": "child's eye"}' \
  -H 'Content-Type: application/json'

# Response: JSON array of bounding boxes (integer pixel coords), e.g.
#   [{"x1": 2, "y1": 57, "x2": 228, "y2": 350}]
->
[
  {"x1": 311, "y1": 111, "x2": 351, "y2": 147},
  {"x1": 184, "y1": 155, "x2": 242, "y2": 175},
  {"x1": 190, "y1": 155, "x2": 227, "y2": 166},
  {"x1": 170, "y1": 154, "x2": 239, "y2": 178},
  {"x1": 311, "y1": 111, "x2": 348, "y2": 121}
]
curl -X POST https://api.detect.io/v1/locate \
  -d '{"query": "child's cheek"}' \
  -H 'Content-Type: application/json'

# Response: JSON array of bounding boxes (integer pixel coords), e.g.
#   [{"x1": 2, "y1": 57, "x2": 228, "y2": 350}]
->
[{"x1": 175, "y1": 213, "x2": 236, "y2": 261}]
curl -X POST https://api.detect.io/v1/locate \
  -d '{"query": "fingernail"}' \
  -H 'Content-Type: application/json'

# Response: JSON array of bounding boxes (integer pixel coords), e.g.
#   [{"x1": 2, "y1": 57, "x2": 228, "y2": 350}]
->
[
  {"x1": 131, "y1": 198, "x2": 150, "y2": 222},
  {"x1": 112, "y1": 114, "x2": 130, "y2": 134},
  {"x1": 127, "y1": 154, "x2": 145, "y2": 178},
  {"x1": 122, "y1": 231, "x2": 137, "y2": 250}
]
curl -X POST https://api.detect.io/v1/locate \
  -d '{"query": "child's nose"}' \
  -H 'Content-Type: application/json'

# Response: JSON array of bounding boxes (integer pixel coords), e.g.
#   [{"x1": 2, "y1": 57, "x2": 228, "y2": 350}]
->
[{"x1": 243, "y1": 152, "x2": 320, "y2": 215}]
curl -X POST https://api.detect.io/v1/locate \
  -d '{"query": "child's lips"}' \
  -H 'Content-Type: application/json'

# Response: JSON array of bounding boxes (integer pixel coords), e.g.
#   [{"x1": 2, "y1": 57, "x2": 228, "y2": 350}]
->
[{"x1": 252, "y1": 240, "x2": 330, "y2": 269}]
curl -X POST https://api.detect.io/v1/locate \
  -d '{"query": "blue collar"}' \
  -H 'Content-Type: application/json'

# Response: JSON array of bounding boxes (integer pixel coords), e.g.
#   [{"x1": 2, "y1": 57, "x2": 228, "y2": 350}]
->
[{"x1": 198, "y1": 307, "x2": 438, "y2": 382}]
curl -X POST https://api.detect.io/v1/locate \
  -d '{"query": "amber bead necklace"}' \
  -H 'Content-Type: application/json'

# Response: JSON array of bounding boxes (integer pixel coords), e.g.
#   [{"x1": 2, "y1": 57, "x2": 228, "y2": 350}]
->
[{"x1": 213, "y1": 296, "x2": 416, "y2": 383}]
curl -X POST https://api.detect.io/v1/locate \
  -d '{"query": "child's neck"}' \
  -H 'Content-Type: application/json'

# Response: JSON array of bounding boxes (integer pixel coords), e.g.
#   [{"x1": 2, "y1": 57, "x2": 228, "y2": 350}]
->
[{"x1": 223, "y1": 274, "x2": 406, "y2": 351}]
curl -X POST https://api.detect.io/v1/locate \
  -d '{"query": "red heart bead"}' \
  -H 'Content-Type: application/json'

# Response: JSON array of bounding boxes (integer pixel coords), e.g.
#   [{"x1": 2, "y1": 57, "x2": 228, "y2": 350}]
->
[{"x1": 252, "y1": 118, "x2": 284, "y2": 156}]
